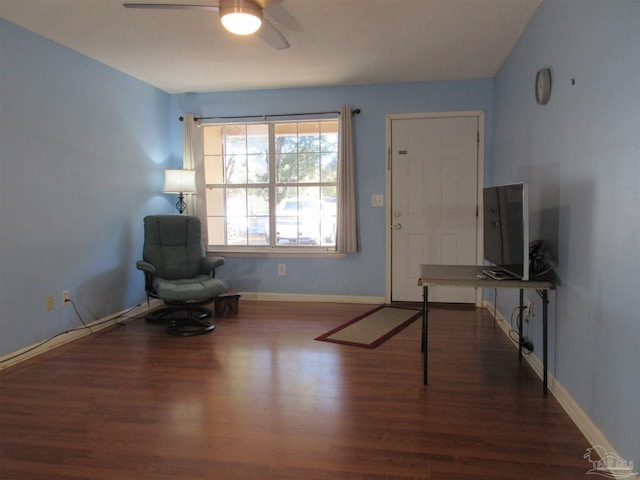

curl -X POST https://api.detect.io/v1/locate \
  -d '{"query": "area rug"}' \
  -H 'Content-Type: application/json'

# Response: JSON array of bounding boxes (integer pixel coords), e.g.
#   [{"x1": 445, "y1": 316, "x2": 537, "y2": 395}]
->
[{"x1": 315, "y1": 305, "x2": 423, "y2": 349}]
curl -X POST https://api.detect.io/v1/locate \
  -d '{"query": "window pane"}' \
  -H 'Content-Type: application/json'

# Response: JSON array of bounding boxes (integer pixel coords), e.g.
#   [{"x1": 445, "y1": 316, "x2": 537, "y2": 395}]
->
[
  {"x1": 297, "y1": 122, "x2": 320, "y2": 183},
  {"x1": 207, "y1": 217, "x2": 225, "y2": 245},
  {"x1": 247, "y1": 188, "x2": 269, "y2": 246},
  {"x1": 274, "y1": 187, "x2": 332, "y2": 247},
  {"x1": 225, "y1": 154, "x2": 247, "y2": 184},
  {"x1": 225, "y1": 188, "x2": 246, "y2": 245},
  {"x1": 206, "y1": 186, "x2": 226, "y2": 245},
  {"x1": 203, "y1": 119, "x2": 337, "y2": 249},
  {"x1": 275, "y1": 187, "x2": 307, "y2": 246},
  {"x1": 298, "y1": 152, "x2": 320, "y2": 183},
  {"x1": 224, "y1": 125, "x2": 246, "y2": 153},
  {"x1": 206, "y1": 188, "x2": 225, "y2": 216},
  {"x1": 321, "y1": 186, "x2": 337, "y2": 244},
  {"x1": 203, "y1": 126, "x2": 223, "y2": 155},
  {"x1": 321, "y1": 153, "x2": 337, "y2": 183},
  {"x1": 246, "y1": 124, "x2": 269, "y2": 184},
  {"x1": 246, "y1": 124, "x2": 268, "y2": 153},
  {"x1": 322, "y1": 185, "x2": 337, "y2": 202},
  {"x1": 204, "y1": 154, "x2": 224, "y2": 184},
  {"x1": 247, "y1": 152, "x2": 268, "y2": 184},
  {"x1": 275, "y1": 123, "x2": 298, "y2": 153},
  {"x1": 276, "y1": 153, "x2": 298, "y2": 184},
  {"x1": 320, "y1": 121, "x2": 338, "y2": 151},
  {"x1": 298, "y1": 122, "x2": 320, "y2": 152},
  {"x1": 298, "y1": 186, "x2": 321, "y2": 203},
  {"x1": 203, "y1": 126, "x2": 224, "y2": 184}
]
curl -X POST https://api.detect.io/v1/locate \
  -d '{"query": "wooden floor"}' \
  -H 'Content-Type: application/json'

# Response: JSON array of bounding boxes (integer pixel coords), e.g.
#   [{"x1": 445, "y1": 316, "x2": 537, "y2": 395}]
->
[{"x1": 0, "y1": 301, "x2": 591, "y2": 479}]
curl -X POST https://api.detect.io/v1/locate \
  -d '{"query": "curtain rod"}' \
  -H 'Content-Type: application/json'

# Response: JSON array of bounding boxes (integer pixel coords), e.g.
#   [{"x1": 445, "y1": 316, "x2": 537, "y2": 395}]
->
[{"x1": 179, "y1": 108, "x2": 360, "y2": 122}]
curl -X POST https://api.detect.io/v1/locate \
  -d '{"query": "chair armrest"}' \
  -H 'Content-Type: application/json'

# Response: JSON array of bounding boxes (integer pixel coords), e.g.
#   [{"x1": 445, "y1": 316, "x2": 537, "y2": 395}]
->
[
  {"x1": 201, "y1": 256, "x2": 225, "y2": 274},
  {"x1": 136, "y1": 260, "x2": 156, "y2": 273}
]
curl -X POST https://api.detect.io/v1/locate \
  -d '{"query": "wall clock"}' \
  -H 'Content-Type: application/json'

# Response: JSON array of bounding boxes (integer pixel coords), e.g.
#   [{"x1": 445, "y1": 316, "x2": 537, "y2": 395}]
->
[{"x1": 535, "y1": 68, "x2": 552, "y2": 105}]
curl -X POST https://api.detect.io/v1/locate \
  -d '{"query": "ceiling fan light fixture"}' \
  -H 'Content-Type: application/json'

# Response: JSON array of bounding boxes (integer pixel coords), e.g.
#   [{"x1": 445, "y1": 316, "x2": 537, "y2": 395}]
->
[{"x1": 220, "y1": 1, "x2": 263, "y2": 35}]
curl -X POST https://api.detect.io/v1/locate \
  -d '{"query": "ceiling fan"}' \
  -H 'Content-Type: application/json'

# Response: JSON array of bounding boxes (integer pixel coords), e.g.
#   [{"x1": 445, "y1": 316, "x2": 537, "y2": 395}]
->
[{"x1": 123, "y1": 0, "x2": 290, "y2": 50}]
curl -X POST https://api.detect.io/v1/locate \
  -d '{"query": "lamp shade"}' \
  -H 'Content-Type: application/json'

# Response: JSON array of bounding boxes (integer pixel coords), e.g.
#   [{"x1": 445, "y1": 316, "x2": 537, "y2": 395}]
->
[
  {"x1": 163, "y1": 169, "x2": 197, "y2": 194},
  {"x1": 220, "y1": 1, "x2": 262, "y2": 35}
]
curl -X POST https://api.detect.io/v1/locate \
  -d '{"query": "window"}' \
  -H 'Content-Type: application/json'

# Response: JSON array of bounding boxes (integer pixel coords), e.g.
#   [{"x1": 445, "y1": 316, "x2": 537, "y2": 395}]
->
[{"x1": 202, "y1": 119, "x2": 339, "y2": 252}]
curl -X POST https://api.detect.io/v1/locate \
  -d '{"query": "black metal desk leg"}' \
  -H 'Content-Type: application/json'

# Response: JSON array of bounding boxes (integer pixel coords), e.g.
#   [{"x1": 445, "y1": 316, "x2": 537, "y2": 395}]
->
[
  {"x1": 543, "y1": 290, "x2": 548, "y2": 394},
  {"x1": 423, "y1": 286, "x2": 429, "y2": 385},
  {"x1": 518, "y1": 289, "x2": 524, "y2": 362}
]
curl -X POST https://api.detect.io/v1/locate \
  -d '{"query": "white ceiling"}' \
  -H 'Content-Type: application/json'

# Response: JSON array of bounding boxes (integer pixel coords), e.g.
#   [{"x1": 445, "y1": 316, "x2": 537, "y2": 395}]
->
[{"x1": 0, "y1": 0, "x2": 543, "y2": 94}]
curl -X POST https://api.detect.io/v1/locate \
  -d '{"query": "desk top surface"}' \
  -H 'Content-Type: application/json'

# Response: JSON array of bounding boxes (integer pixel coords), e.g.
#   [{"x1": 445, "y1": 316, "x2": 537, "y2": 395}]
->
[{"x1": 418, "y1": 264, "x2": 555, "y2": 290}]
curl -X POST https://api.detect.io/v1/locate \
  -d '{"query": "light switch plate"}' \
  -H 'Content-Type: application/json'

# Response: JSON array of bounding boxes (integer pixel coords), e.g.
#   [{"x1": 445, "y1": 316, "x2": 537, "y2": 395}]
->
[{"x1": 371, "y1": 194, "x2": 384, "y2": 207}]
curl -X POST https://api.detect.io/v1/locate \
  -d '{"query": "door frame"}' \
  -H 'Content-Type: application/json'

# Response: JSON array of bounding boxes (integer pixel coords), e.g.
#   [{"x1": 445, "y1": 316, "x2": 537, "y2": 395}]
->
[{"x1": 384, "y1": 111, "x2": 485, "y2": 306}]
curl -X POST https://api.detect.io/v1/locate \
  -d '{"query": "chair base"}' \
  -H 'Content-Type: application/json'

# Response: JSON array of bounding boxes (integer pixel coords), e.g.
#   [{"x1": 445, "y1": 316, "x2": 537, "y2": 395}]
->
[{"x1": 146, "y1": 303, "x2": 215, "y2": 337}]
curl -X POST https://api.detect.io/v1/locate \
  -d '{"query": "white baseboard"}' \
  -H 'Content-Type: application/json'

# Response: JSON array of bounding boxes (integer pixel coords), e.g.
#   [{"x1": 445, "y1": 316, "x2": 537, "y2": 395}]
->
[
  {"x1": 0, "y1": 299, "x2": 163, "y2": 371},
  {"x1": 240, "y1": 292, "x2": 386, "y2": 304},
  {"x1": 484, "y1": 300, "x2": 638, "y2": 479},
  {"x1": 1, "y1": 294, "x2": 381, "y2": 370}
]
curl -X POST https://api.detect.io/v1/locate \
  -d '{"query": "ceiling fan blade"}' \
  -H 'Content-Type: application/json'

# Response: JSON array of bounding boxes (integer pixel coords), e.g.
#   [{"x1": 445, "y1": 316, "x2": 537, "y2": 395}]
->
[
  {"x1": 255, "y1": 0, "x2": 285, "y2": 7},
  {"x1": 123, "y1": 3, "x2": 219, "y2": 11},
  {"x1": 258, "y1": 18, "x2": 290, "y2": 50},
  {"x1": 123, "y1": 1, "x2": 289, "y2": 50}
]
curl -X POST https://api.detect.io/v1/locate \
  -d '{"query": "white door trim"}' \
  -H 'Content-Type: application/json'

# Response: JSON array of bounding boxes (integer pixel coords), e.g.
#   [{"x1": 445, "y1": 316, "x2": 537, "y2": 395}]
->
[{"x1": 384, "y1": 110, "x2": 485, "y2": 306}]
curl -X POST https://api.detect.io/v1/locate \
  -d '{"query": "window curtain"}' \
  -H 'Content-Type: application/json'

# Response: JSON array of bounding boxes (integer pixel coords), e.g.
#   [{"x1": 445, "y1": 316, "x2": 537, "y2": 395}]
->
[
  {"x1": 182, "y1": 114, "x2": 207, "y2": 244},
  {"x1": 336, "y1": 106, "x2": 359, "y2": 253}
]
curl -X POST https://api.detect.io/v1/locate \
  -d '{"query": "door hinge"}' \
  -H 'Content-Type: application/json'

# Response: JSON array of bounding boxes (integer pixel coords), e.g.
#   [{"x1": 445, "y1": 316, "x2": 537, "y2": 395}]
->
[
  {"x1": 477, "y1": 131, "x2": 480, "y2": 143},
  {"x1": 387, "y1": 147, "x2": 391, "y2": 170}
]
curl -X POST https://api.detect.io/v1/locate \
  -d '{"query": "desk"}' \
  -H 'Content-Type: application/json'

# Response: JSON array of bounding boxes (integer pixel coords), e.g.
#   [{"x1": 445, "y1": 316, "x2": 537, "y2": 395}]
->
[{"x1": 418, "y1": 264, "x2": 555, "y2": 394}]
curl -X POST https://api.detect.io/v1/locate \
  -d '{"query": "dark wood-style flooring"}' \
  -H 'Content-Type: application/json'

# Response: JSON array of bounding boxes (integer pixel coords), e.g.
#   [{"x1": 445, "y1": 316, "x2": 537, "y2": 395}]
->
[{"x1": 0, "y1": 301, "x2": 590, "y2": 479}]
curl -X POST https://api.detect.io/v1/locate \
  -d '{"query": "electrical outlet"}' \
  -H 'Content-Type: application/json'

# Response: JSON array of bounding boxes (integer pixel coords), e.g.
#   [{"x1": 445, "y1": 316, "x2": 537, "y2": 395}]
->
[
  {"x1": 61, "y1": 290, "x2": 70, "y2": 307},
  {"x1": 278, "y1": 264, "x2": 286, "y2": 276},
  {"x1": 46, "y1": 295, "x2": 55, "y2": 311}
]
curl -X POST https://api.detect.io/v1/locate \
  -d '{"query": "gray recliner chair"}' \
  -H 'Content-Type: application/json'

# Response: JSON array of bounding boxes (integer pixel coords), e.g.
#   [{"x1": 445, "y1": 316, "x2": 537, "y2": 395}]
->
[{"x1": 137, "y1": 215, "x2": 225, "y2": 336}]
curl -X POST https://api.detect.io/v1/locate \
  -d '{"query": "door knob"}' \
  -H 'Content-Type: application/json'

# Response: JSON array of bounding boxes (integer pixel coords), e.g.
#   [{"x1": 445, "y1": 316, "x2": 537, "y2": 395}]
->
[
  {"x1": 394, "y1": 211, "x2": 402, "y2": 217},
  {"x1": 393, "y1": 223, "x2": 402, "y2": 230}
]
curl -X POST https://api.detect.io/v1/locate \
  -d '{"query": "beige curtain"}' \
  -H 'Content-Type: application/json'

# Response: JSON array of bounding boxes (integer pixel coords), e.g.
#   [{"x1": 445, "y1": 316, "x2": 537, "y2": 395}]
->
[
  {"x1": 336, "y1": 106, "x2": 358, "y2": 253},
  {"x1": 182, "y1": 114, "x2": 207, "y2": 243}
]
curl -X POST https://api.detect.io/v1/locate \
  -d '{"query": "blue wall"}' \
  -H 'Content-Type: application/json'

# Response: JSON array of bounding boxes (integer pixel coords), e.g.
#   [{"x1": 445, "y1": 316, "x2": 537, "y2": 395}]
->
[
  {"x1": 169, "y1": 82, "x2": 493, "y2": 296},
  {"x1": 0, "y1": 17, "x2": 493, "y2": 350},
  {"x1": 2, "y1": 0, "x2": 638, "y2": 469},
  {"x1": 0, "y1": 20, "x2": 172, "y2": 357},
  {"x1": 492, "y1": 0, "x2": 639, "y2": 466}
]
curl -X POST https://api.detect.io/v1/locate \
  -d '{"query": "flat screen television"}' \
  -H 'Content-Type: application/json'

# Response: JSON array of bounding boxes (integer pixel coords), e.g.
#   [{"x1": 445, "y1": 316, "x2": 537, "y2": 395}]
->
[{"x1": 483, "y1": 182, "x2": 529, "y2": 280}]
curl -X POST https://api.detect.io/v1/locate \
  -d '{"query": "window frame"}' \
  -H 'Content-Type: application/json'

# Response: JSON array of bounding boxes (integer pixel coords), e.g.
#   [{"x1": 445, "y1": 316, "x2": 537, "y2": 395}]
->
[{"x1": 200, "y1": 118, "x2": 341, "y2": 256}]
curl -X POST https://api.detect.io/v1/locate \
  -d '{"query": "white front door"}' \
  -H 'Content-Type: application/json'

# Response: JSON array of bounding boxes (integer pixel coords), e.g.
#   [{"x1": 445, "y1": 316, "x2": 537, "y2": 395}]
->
[{"x1": 389, "y1": 114, "x2": 480, "y2": 303}]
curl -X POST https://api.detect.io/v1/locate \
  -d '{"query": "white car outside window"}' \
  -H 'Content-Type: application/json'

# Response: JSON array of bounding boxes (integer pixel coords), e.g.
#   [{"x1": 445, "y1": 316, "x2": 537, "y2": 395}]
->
[{"x1": 274, "y1": 198, "x2": 336, "y2": 246}]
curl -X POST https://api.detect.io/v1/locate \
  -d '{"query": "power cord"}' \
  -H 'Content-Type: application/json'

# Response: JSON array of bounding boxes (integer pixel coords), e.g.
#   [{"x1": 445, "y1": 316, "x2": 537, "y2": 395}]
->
[
  {"x1": 69, "y1": 299, "x2": 91, "y2": 332},
  {"x1": 485, "y1": 240, "x2": 552, "y2": 352},
  {"x1": 0, "y1": 301, "x2": 144, "y2": 366},
  {"x1": 508, "y1": 304, "x2": 533, "y2": 354},
  {"x1": 529, "y1": 240, "x2": 557, "y2": 277},
  {"x1": 490, "y1": 291, "x2": 534, "y2": 355}
]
